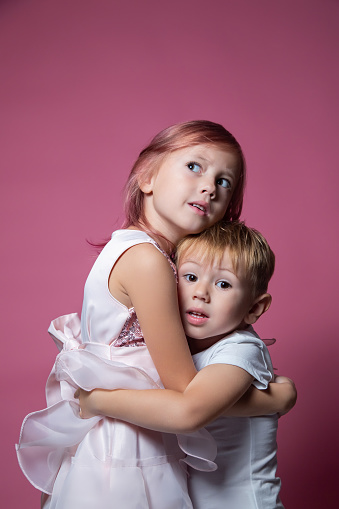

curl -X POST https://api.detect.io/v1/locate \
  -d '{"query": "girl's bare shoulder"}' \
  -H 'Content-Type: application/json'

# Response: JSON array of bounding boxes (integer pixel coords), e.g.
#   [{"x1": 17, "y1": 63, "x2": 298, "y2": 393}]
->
[{"x1": 115, "y1": 241, "x2": 173, "y2": 277}]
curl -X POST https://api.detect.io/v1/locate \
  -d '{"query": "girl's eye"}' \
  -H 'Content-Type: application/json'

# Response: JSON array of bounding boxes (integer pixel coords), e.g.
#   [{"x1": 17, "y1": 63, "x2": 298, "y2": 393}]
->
[
  {"x1": 187, "y1": 162, "x2": 201, "y2": 173},
  {"x1": 216, "y1": 177, "x2": 231, "y2": 189},
  {"x1": 216, "y1": 280, "x2": 231, "y2": 289},
  {"x1": 184, "y1": 273, "x2": 197, "y2": 283}
]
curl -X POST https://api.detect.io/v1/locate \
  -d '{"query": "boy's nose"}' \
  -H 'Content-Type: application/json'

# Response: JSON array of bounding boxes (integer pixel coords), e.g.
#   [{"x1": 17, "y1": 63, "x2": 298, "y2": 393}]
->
[{"x1": 193, "y1": 285, "x2": 210, "y2": 303}]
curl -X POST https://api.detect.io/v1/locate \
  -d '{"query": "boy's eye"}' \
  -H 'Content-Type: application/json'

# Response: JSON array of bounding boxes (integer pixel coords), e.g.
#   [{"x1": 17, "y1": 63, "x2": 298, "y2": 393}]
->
[
  {"x1": 187, "y1": 162, "x2": 201, "y2": 173},
  {"x1": 216, "y1": 177, "x2": 231, "y2": 189},
  {"x1": 184, "y1": 273, "x2": 197, "y2": 283},
  {"x1": 216, "y1": 280, "x2": 231, "y2": 289}
]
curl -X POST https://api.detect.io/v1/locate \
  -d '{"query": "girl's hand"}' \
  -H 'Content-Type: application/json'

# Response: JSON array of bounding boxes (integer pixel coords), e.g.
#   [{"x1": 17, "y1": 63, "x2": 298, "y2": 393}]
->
[
  {"x1": 74, "y1": 388, "x2": 102, "y2": 419},
  {"x1": 273, "y1": 375, "x2": 297, "y2": 416},
  {"x1": 274, "y1": 375, "x2": 294, "y2": 384}
]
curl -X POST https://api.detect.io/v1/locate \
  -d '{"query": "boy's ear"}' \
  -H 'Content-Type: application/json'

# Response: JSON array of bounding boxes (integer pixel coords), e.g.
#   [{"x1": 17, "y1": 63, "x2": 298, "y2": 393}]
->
[{"x1": 244, "y1": 293, "x2": 272, "y2": 325}]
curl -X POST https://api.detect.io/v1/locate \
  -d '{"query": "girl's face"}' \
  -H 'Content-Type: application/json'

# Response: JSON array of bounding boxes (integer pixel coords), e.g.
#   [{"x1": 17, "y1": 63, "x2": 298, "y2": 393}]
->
[{"x1": 140, "y1": 144, "x2": 240, "y2": 244}]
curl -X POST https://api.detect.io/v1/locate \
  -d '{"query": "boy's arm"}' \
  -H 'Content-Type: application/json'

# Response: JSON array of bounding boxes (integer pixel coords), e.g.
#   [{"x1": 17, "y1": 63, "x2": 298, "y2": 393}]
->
[
  {"x1": 76, "y1": 364, "x2": 254, "y2": 434},
  {"x1": 223, "y1": 375, "x2": 297, "y2": 417}
]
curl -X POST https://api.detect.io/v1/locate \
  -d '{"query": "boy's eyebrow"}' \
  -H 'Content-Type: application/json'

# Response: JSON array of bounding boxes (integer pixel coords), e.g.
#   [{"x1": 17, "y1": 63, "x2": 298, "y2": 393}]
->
[
  {"x1": 217, "y1": 267, "x2": 236, "y2": 275},
  {"x1": 179, "y1": 260, "x2": 201, "y2": 267},
  {"x1": 179, "y1": 259, "x2": 237, "y2": 276}
]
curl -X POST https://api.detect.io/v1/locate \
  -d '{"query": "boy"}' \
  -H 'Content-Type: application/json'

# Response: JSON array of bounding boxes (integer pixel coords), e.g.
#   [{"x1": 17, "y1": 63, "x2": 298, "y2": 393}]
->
[
  {"x1": 176, "y1": 221, "x2": 284, "y2": 508},
  {"x1": 78, "y1": 221, "x2": 294, "y2": 508}
]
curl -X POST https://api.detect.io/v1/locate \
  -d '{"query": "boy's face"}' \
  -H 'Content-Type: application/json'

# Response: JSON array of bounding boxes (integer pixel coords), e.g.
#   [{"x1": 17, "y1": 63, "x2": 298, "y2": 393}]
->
[{"x1": 177, "y1": 248, "x2": 254, "y2": 352}]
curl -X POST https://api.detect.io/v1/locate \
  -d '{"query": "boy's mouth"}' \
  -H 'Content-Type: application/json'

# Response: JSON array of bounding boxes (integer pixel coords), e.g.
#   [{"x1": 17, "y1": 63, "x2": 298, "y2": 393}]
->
[{"x1": 186, "y1": 309, "x2": 209, "y2": 325}]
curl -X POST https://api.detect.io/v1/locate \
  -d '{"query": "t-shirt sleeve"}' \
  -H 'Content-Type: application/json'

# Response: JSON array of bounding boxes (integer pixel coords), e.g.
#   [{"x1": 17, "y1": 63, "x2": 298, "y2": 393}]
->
[{"x1": 206, "y1": 332, "x2": 273, "y2": 389}]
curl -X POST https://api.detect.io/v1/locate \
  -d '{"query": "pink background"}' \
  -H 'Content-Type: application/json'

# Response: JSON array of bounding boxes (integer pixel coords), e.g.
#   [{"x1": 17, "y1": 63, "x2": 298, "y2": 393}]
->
[{"x1": 1, "y1": 0, "x2": 338, "y2": 507}]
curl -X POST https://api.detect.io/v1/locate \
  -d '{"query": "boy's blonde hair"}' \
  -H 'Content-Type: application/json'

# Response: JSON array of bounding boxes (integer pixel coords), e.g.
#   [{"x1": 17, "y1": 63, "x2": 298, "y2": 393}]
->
[{"x1": 176, "y1": 221, "x2": 275, "y2": 298}]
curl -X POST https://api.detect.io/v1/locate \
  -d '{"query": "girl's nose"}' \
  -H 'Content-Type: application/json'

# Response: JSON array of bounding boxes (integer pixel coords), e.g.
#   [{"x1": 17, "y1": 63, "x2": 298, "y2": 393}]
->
[{"x1": 200, "y1": 177, "x2": 216, "y2": 199}]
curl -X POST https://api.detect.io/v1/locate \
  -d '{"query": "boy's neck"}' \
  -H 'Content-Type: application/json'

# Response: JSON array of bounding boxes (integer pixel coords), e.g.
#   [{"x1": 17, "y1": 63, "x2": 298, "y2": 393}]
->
[{"x1": 187, "y1": 325, "x2": 251, "y2": 354}]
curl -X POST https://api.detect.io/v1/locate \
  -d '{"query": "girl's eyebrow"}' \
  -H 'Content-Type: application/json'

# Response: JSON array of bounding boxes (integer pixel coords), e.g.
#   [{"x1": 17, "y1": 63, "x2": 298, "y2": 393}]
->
[
  {"x1": 193, "y1": 154, "x2": 209, "y2": 162},
  {"x1": 190, "y1": 153, "x2": 235, "y2": 173},
  {"x1": 185, "y1": 152, "x2": 209, "y2": 164}
]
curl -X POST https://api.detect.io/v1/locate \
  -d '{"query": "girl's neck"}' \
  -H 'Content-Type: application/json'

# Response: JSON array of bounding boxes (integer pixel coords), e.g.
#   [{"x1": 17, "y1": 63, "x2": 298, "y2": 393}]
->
[{"x1": 126, "y1": 225, "x2": 176, "y2": 254}]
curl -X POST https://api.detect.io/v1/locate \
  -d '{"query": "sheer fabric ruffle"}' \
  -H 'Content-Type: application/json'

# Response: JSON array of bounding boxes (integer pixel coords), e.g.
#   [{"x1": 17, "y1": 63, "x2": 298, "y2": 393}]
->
[{"x1": 16, "y1": 313, "x2": 217, "y2": 508}]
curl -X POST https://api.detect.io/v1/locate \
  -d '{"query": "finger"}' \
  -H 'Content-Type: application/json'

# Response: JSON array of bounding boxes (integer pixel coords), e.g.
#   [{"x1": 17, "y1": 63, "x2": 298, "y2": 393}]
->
[{"x1": 74, "y1": 389, "x2": 80, "y2": 399}]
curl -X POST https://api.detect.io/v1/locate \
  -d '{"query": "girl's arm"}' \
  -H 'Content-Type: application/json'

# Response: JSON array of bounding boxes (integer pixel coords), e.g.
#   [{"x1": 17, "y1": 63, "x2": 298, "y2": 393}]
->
[
  {"x1": 111, "y1": 243, "x2": 197, "y2": 391},
  {"x1": 77, "y1": 363, "x2": 254, "y2": 433},
  {"x1": 76, "y1": 374, "x2": 296, "y2": 429},
  {"x1": 222, "y1": 376, "x2": 297, "y2": 417}
]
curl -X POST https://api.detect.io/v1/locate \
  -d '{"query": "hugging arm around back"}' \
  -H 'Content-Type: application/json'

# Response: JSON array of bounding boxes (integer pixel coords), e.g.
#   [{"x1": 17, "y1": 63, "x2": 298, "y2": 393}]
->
[
  {"x1": 78, "y1": 369, "x2": 297, "y2": 432},
  {"x1": 79, "y1": 363, "x2": 255, "y2": 433}
]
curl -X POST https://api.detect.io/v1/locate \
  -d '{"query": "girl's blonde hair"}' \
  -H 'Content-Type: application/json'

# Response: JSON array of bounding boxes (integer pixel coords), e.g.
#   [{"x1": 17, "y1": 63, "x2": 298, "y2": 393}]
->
[
  {"x1": 176, "y1": 221, "x2": 275, "y2": 298},
  {"x1": 123, "y1": 120, "x2": 246, "y2": 233}
]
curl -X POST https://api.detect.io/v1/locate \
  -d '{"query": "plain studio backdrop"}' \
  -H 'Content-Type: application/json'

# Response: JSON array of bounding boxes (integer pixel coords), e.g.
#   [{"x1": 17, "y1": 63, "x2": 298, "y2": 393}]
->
[{"x1": 1, "y1": 0, "x2": 338, "y2": 507}]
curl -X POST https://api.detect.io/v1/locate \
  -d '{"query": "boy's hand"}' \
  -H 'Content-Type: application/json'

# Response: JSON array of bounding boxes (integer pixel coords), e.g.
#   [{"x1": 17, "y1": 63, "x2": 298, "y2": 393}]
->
[
  {"x1": 273, "y1": 375, "x2": 297, "y2": 416},
  {"x1": 74, "y1": 388, "x2": 101, "y2": 419}
]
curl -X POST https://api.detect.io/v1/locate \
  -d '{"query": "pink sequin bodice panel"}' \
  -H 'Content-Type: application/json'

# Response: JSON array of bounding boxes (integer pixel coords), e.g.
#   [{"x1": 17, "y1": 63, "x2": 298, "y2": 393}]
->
[{"x1": 112, "y1": 309, "x2": 145, "y2": 347}]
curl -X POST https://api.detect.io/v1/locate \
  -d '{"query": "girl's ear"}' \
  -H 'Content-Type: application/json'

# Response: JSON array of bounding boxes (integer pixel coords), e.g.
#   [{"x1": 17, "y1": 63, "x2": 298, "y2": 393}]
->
[
  {"x1": 138, "y1": 174, "x2": 155, "y2": 194},
  {"x1": 244, "y1": 293, "x2": 272, "y2": 325}
]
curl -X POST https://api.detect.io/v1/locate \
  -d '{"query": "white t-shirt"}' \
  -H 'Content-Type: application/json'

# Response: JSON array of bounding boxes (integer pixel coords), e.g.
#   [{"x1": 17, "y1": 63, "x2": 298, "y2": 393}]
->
[{"x1": 188, "y1": 326, "x2": 284, "y2": 509}]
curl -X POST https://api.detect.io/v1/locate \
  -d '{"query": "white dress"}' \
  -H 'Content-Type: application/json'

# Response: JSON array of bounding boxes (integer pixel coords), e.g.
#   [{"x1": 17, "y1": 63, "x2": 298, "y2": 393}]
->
[
  {"x1": 188, "y1": 327, "x2": 284, "y2": 509},
  {"x1": 16, "y1": 229, "x2": 217, "y2": 509}
]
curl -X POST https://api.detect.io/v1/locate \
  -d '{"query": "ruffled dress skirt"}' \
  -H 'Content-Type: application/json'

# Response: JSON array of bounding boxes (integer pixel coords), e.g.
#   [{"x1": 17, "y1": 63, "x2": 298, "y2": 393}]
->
[{"x1": 16, "y1": 314, "x2": 217, "y2": 509}]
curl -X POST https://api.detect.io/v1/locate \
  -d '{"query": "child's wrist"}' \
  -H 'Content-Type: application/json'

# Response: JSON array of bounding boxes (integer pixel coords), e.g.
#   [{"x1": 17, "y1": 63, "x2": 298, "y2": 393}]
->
[{"x1": 91, "y1": 389, "x2": 106, "y2": 415}]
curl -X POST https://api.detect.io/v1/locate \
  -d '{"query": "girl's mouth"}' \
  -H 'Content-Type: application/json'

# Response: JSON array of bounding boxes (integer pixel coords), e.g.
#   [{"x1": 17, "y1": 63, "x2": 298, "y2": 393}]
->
[{"x1": 188, "y1": 201, "x2": 210, "y2": 216}]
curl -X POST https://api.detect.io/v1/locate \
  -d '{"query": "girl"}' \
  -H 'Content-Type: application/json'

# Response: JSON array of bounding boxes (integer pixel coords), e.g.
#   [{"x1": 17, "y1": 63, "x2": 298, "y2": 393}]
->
[{"x1": 16, "y1": 121, "x2": 294, "y2": 509}]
